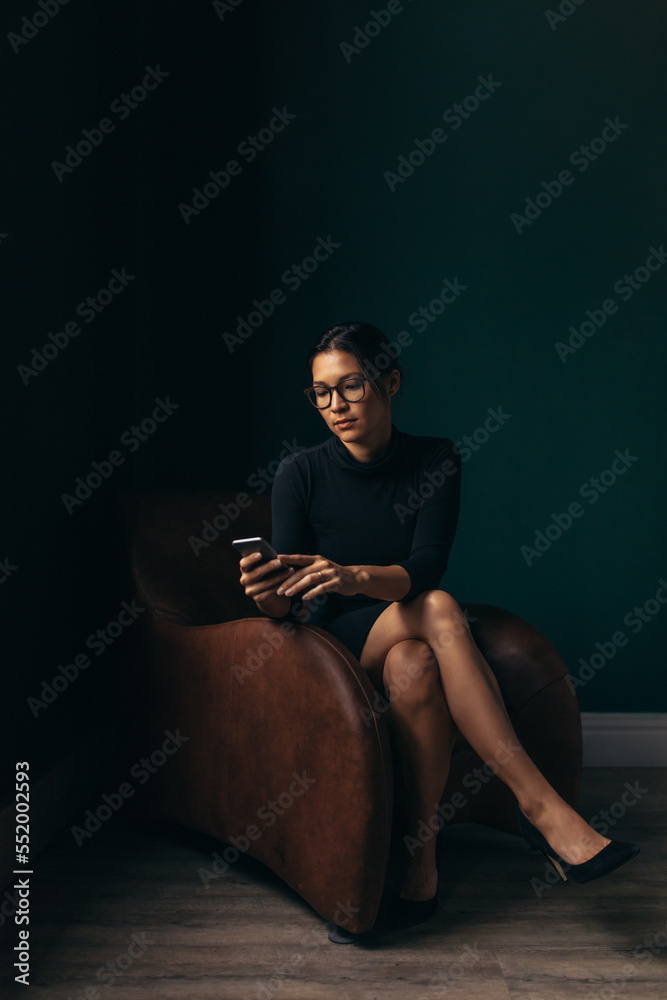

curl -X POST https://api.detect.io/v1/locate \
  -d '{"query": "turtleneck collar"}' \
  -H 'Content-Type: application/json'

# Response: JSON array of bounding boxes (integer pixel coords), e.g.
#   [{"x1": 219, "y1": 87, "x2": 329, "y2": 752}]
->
[{"x1": 326, "y1": 422, "x2": 402, "y2": 476}]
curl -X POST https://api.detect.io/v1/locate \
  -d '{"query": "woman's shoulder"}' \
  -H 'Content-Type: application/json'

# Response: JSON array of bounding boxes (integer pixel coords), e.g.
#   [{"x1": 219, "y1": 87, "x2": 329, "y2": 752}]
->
[
  {"x1": 397, "y1": 427, "x2": 460, "y2": 465},
  {"x1": 272, "y1": 438, "x2": 329, "y2": 493},
  {"x1": 275, "y1": 438, "x2": 328, "y2": 472}
]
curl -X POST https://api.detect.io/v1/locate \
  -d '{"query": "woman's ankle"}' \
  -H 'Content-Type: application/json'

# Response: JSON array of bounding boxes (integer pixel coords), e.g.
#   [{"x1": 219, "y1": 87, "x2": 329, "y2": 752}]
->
[
  {"x1": 396, "y1": 840, "x2": 438, "y2": 899},
  {"x1": 517, "y1": 788, "x2": 563, "y2": 824}
]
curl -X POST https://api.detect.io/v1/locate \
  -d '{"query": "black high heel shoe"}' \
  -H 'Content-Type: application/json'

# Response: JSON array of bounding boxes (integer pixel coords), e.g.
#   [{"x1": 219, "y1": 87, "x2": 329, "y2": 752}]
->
[
  {"x1": 327, "y1": 888, "x2": 438, "y2": 943},
  {"x1": 387, "y1": 879, "x2": 439, "y2": 929},
  {"x1": 386, "y1": 832, "x2": 440, "y2": 929},
  {"x1": 517, "y1": 805, "x2": 640, "y2": 884}
]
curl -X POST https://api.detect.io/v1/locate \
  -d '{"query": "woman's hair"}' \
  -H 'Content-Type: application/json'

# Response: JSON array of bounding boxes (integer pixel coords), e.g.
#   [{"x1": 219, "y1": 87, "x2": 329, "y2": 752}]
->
[{"x1": 305, "y1": 321, "x2": 405, "y2": 405}]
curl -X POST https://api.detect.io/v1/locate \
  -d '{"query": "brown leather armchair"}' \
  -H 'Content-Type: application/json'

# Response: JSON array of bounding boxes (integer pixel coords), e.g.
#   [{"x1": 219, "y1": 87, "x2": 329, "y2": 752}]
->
[{"x1": 120, "y1": 490, "x2": 582, "y2": 934}]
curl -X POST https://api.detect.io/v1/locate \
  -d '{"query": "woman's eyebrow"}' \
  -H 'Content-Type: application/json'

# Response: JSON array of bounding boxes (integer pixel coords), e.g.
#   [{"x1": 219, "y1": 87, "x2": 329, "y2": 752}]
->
[{"x1": 312, "y1": 371, "x2": 362, "y2": 385}]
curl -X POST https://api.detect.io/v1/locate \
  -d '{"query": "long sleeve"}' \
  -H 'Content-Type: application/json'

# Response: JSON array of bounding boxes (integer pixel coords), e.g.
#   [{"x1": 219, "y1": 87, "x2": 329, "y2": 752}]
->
[
  {"x1": 269, "y1": 454, "x2": 315, "y2": 620},
  {"x1": 394, "y1": 439, "x2": 461, "y2": 602},
  {"x1": 270, "y1": 454, "x2": 315, "y2": 554}
]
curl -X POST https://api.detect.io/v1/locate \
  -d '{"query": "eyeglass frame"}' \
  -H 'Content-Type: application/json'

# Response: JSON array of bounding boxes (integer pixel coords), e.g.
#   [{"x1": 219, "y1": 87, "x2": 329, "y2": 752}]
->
[{"x1": 302, "y1": 372, "x2": 381, "y2": 409}]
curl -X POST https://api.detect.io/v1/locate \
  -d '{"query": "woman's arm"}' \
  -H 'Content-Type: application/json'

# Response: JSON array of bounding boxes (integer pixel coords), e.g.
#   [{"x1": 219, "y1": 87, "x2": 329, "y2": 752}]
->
[
  {"x1": 391, "y1": 438, "x2": 462, "y2": 602},
  {"x1": 275, "y1": 556, "x2": 411, "y2": 603},
  {"x1": 263, "y1": 453, "x2": 317, "y2": 620},
  {"x1": 349, "y1": 563, "x2": 411, "y2": 601}
]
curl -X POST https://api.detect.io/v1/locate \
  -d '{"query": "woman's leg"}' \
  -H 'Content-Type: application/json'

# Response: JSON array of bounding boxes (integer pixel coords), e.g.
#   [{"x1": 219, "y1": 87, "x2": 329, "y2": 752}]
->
[
  {"x1": 379, "y1": 639, "x2": 458, "y2": 900},
  {"x1": 359, "y1": 590, "x2": 611, "y2": 869}
]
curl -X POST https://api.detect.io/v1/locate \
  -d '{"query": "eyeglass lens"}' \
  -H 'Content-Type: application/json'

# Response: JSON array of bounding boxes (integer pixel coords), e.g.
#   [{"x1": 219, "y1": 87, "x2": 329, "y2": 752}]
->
[{"x1": 310, "y1": 378, "x2": 366, "y2": 408}]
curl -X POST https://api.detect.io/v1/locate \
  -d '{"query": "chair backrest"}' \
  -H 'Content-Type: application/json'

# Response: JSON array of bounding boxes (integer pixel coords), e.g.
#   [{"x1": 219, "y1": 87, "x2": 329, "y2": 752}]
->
[{"x1": 119, "y1": 489, "x2": 271, "y2": 625}]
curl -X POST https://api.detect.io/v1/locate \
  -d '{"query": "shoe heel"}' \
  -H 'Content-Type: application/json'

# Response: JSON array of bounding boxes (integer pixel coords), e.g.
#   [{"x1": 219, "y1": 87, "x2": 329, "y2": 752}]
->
[{"x1": 544, "y1": 852, "x2": 568, "y2": 882}]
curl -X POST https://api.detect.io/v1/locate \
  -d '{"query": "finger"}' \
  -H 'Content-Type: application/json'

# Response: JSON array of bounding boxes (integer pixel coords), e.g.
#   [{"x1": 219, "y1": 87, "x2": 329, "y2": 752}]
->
[
  {"x1": 243, "y1": 565, "x2": 293, "y2": 593},
  {"x1": 239, "y1": 552, "x2": 266, "y2": 569},
  {"x1": 278, "y1": 566, "x2": 307, "y2": 586},
  {"x1": 240, "y1": 560, "x2": 269, "y2": 584},
  {"x1": 303, "y1": 569, "x2": 337, "y2": 601},
  {"x1": 277, "y1": 571, "x2": 311, "y2": 596},
  {"x1": 278, "y1": 570, "x2": 322, "y2": 597},
  {"x1": 249, "y1": 564, "x2": 292, "y2": 583},
  {"x1": 276, "y1": 553, "x2": 315, "y2": 564},
  {"x1": 255, "y1": 580, "x2": 289, "y2": 601},
  {"x1": 239, "y1": 551, "x2": 264, "y2": 569},
  {"x1": 246, "y1": 558, "x2": 284, "y2": 580}
]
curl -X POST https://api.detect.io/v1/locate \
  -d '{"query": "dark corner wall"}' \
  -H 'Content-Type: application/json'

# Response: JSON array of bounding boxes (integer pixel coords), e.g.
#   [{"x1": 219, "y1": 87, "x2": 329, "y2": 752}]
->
[{"x1": 3, "y1": 0, "x2": 666, "y2": 790}]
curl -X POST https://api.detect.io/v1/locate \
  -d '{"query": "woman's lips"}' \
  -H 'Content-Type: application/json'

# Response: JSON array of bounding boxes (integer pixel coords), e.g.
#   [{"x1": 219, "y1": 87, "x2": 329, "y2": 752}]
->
[{"x1": 335, "y1": 419, "x2": 356, "y2": 429}]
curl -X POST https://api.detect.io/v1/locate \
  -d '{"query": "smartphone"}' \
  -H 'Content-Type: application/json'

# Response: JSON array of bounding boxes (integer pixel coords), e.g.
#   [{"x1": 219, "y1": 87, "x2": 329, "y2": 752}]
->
[{"x1": 231, "y1": 536, "x2": 279, "y2": 564}]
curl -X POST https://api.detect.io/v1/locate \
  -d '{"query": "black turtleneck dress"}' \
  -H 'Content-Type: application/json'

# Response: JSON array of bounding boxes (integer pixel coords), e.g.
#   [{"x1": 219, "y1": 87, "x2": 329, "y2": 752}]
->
[{"x1": 269, "y1": 422, "x2": 462, "y2": 662}]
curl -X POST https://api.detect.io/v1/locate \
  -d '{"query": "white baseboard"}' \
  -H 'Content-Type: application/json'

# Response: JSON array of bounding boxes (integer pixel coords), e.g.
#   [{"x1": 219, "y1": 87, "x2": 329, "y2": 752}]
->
[{"x1": 581, "y1": 713, "x2": 667, "y2": 766}]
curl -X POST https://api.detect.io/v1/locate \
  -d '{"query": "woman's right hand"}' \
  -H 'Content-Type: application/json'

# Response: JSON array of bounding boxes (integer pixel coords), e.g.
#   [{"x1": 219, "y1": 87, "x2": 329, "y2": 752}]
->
[{"x1": 239, "y1": 551, "x2": 295, "y2": 615}]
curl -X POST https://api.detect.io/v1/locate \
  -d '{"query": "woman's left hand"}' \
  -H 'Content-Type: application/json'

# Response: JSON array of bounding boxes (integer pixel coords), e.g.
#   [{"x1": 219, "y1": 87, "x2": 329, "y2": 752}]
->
[{"x1": 275, "y1": 553, "x2": 362, "y2": 601}]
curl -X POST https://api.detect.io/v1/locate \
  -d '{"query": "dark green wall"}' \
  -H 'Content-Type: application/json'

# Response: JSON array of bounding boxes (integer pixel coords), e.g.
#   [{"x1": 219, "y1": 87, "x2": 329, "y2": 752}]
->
[{"x1": 4, "y1": 0, "x2": 666, "y2": 781}]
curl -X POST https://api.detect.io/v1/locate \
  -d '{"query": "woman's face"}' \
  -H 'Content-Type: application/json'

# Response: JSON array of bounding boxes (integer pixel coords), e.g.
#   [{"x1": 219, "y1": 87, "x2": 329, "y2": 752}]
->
[{"x1": 309, "y1": 349, "x2": 398, "y2": 442}]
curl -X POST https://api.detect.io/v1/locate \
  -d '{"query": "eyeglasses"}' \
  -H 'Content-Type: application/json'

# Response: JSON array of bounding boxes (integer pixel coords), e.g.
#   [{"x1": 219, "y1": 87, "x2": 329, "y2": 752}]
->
[{"x1": 303, "y1": 374, "x2": 378, "y2": 409}]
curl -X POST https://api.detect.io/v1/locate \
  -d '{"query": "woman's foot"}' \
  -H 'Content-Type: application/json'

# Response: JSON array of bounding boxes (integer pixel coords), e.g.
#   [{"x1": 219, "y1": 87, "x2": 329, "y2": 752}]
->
[
  {"x1": 394, "y1": 841, "x2": 438, "y2": 900},
  {"x1": 519, "y1": 797, "x2": 611, "y2": 866}
]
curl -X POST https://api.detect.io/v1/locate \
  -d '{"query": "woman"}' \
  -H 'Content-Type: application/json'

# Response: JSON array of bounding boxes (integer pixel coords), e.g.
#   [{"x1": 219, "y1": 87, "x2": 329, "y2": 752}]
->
[{"x1": 239, "y1": 321, "x2": 639, "y2": 931}]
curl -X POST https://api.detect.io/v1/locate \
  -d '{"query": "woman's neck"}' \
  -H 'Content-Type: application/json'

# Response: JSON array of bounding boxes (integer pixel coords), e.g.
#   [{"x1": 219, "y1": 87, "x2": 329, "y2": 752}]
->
[{"x1": 337, "y1": 421, "x2": 394, "y2": 463}]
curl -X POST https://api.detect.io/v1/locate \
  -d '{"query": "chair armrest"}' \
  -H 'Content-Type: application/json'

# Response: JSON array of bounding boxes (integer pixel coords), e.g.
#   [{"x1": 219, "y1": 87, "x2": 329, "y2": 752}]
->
[{"x1": 139, "y1": 615, "x2": 393, "y2": 933}]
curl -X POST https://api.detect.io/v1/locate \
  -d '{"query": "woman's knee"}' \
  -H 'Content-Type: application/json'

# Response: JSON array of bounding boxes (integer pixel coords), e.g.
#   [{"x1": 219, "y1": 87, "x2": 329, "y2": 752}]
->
[
  {"x1": 383, "y1": 639, "x2": 441, "y2": 705},
  {"x1": 413, "y1": 590, "x2": 470, "y2": 650}
]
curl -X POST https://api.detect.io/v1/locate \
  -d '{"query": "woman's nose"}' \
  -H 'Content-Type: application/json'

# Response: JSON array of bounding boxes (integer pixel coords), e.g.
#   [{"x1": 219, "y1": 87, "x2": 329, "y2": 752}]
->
[{"x1": 330, "y1": 389, "x2": 349, "y2": 409}]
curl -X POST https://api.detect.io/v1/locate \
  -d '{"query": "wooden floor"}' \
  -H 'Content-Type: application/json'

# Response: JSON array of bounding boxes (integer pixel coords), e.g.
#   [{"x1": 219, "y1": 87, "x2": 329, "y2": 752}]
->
[{"x1": 1, "y1": 768, "x2": 666, "y2": 999}]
